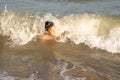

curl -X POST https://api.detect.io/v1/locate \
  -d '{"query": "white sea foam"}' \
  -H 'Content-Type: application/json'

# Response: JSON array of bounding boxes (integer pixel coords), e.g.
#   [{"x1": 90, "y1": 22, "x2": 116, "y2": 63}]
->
[
  {"x1": 0, "y1": 71, "x2": 36, "y2": 80},
  {"x1": 0, "y1": 11, "x2": 58, "y2": 46},
  {"x1": 56, "y1": 14, "x2": 120, "y2": 53},
  {"x1": 0, "y1": 11, "x2": 120, "y2": 53},
  {"x1": 56, "y1": 59, "x2": 86, "y2": 80}
]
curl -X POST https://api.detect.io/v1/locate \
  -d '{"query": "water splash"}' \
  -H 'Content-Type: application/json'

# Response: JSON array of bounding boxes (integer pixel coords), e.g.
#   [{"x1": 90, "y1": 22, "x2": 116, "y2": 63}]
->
[
  {"x1": 0, "y1": 11, "x2": 120, "y2": 53},
  {"x1": 4, "y1": 4, "x2": 8, "y2": 13}
]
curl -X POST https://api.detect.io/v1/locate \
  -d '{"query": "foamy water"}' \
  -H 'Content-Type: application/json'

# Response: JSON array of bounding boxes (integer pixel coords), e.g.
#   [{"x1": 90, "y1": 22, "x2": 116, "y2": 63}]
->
[
  {"x1": 0, "y1": 0, "x2": 120, "y2": 80},
  {"x1": 0, "y1": 10, "x2": 120, "y2": 53}
]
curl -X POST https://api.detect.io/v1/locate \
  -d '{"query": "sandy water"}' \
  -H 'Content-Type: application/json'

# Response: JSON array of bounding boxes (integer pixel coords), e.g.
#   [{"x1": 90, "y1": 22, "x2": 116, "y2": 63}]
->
[
  {"x1": 0, "y1": 0, "x2": 120, "y2": 80},
  {"x1": 0, "y1": 36, "x2": 120, "y2": 80}
]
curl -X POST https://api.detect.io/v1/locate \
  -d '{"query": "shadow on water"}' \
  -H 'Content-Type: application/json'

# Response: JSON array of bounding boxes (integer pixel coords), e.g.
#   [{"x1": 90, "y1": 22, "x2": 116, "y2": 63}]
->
[
  {"x1": 1, "y1": 39, "x2": 61, "y2": 80},
  {"x1": 0, "y1": 36, "x2": 5, "y2": 54},
  {"x1": 0, "y1": 36, "x2": 6, "y2": 73}
]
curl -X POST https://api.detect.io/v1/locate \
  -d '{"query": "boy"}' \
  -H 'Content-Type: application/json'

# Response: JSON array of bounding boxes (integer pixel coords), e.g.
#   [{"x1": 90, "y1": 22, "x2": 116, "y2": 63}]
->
[{"x1": 42, "y1": 21, "x2": 56, "y2": 40}]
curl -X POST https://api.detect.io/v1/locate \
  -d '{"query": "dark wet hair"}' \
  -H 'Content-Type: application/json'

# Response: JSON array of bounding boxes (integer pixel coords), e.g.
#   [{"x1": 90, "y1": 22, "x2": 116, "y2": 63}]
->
[{"x1": 45, "y1": 21, "x2": 54, "y2": 31}]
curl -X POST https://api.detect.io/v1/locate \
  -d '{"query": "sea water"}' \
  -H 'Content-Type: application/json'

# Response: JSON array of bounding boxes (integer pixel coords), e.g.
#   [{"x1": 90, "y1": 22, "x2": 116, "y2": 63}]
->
[{"x1": 0, "y1": 0, "x2": 120, "y2": 80}]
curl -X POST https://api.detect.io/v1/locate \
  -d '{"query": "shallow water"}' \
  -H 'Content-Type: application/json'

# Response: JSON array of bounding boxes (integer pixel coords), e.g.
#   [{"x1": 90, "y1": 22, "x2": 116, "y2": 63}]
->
[
  {"x1": 0, "y1": 0, "x2": 120, "y2": 80},
  {"x1": 0, "y1": 37, "x2": 120, "y2": 80}
]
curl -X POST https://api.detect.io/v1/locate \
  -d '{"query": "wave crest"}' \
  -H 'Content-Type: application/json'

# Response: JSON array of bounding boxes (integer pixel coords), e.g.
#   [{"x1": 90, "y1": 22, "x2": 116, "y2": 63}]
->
[{"x1": 0, "y1": 11, "x2": 120, "y2": 53}]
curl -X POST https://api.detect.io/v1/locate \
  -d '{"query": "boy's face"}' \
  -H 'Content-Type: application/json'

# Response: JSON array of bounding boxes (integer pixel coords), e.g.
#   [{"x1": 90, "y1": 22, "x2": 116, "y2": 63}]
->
[{"x1": 48, "y1": 26, "x2": 55, "y2": 35}]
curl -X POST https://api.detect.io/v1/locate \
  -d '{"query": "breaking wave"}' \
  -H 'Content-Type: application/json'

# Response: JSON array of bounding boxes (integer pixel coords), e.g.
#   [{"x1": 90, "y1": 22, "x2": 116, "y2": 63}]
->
[{"x1": 0, "y1": 10, "x2": 120, "y2": 53}]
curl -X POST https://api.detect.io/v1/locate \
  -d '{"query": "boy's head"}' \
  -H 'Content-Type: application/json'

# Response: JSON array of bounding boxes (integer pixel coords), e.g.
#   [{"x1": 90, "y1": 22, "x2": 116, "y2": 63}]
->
[{"x1": 45, "y1": 21, "x2": 54, "y2": 31}]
